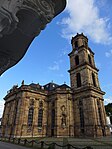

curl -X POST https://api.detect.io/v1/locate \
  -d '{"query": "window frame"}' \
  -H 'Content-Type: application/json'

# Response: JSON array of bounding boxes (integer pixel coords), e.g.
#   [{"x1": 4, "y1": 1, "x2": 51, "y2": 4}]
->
[
  {"x1": 28, "y1": 107, "x2": 34, "y2": 126},
  {"x1": 75, "y1": 55, "x2": 79, "y2": 66},
  {"x1": 92, "y1": 73, "x2": 97, "y2": 87},
  {"x1": 76, "y1": 73, "x2": 82, "y2": 88},
  {"x1": 38, "y1": 108, "x2": 43, "y2": 127}
]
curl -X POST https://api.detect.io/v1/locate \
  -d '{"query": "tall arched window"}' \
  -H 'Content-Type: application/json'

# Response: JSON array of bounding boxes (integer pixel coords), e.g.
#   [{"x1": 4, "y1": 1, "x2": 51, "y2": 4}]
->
[
  {"x1": 30, "y1": 99, "x2": 34, "y2": 106},
  {"x1": 92, "y1": 73, "x2": 96, "y2": 87},
  {"x1": 51, "y1": 109, "x2": 55, "y2": 128},
  {"x1": 97, "y1": 100, "x2": 102, "y2": 125},
  {"x1": 75, "y1": 55, "x2": 79, "y2": 66},
  {"x1": 28, "y1": 107, "x2": 34, "y2": 126},
  {"x1": 77, "y1": 73, "x2": 81, "y2": 88},
  {"x1": 85, "y1": 41, "x2": 88, "y2": 48},
  {"x1": 75, "y1": 41, "x2": 78, "y2": 48},
  {"x1": 38, "y1": 109, "x2": 43, "y2": 127},
  {"x1": 79, "y1": 108, "x2": 84, "y2": 127},
  {"x1": 79, "y1": 100, "x2": 84, "y2": 133},
  {"x1": 88, "y1": 55, "x2": 92, "y2": 64},
  {"x1": 52, "y1": 101, "x2": 55, "y2": 107},
  {"x1": 39, "y1": 101, "x2": 43, "y2": 108}
]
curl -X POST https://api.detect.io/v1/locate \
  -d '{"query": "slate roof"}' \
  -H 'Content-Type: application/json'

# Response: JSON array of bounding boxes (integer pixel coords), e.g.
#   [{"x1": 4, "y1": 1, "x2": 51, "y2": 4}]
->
[
  {"x1": 29, "y1": 82, "x2": 71, "y2": 92},
  {"x1": 56, "y1": 84, "x2": 71, "y2": 89},
  {"x1": 29, "y1": 83, "x2": 41, "y2": 88},
  {"x1": 44, "y1": 82, "x2": 59, "y2": 91}
]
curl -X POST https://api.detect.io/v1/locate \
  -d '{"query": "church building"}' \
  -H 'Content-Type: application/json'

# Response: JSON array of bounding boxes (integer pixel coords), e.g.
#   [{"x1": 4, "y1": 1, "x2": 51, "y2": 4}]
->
[{"x1": 1, "y1": 33, "x2": 110, "y2": 138}]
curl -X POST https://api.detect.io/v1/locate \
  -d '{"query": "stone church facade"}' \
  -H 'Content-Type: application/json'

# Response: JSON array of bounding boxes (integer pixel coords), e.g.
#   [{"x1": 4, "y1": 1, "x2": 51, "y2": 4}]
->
[{"x1": 1, "y1": 33, "x2": 110, "y2": 138}]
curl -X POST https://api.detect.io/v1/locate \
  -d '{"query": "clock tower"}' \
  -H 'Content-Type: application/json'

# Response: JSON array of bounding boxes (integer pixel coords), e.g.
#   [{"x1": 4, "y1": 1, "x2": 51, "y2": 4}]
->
[{"x1": 68, "y1": 33, "x2": 110, "y2": 137}]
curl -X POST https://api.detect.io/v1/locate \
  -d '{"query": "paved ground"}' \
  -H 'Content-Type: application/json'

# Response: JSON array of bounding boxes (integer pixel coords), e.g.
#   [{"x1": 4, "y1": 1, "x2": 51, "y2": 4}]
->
[
  {"x1": 0, "y1": 136, "x2": 112, "y2": 149},
  {"x1": 0, "y1": 141, "x2": 29, "y2": 149}
]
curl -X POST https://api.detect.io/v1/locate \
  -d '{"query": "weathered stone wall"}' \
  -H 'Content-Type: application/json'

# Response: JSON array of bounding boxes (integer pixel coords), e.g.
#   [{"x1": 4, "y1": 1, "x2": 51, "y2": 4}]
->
[
  {"x1": 70, "y1": 34, "x2": 110, "y2": 137},
  {"x1": 56, "y1": 93, "x2": 73, "y2": 137}
]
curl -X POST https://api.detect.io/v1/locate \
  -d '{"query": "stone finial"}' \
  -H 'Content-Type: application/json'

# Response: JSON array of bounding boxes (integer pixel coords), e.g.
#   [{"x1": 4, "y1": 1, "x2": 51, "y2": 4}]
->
[{"x1": 21, "y1": 80, "x2": 24, "y2": 86}]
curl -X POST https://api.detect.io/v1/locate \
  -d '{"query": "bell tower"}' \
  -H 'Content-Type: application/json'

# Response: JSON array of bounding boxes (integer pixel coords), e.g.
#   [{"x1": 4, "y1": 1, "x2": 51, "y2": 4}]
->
[
  {"x1": 69, "y1": 33, "x2": 100, "y2": 90},
  {"x1": 69, "y1": 33, "x2": 110, "y2": 137}
]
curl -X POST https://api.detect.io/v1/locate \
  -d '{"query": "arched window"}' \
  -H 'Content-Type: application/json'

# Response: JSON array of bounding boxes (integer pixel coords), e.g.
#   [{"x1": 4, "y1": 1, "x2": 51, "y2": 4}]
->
[
  {"x1": 76, "y1": 73, "x2": 81, "y2": 88},
  {"x1": 28, "y1": 107, "x2": 34, "y2": 126},
  {"x1": 75, "y1": 55, "x2": 79, "y2": 66},
  {"x1": 79, "y1": 100, "x2": 83, "y2": 106},
  {"x1": 52, "y1": 101, "x2": 55, "y2": 107},
  {"x1": 38, "y1": 109, "x2": 43, "y2": 127},
  {"x1": 97, "y1": 100, "x2": 102, "y2": 125},
  {"x1": 39, "y1": 101, "x2": 43, "y2": 108},
  {"x1": 75, "y1": 41, "x2": 78, "y2": 48},
  {"x1": 30, "y1": 99, "x2": 34, "y2": 106},
  {"x1": 88, "y1": 55, "x2": 92, "y2": 64},
  {"x1": 51, "y1": 109, "x2": 55, "y2": 128},
  {"x1": 79, "y1": 107, "x2": 84, "y2": 128},
  {"x1": 92, "y1": 73, "x2": 96, "y2": 87},
  {"x1": 85, "y1": 41, "x2": 88, "y2": 48},
  {"x1": 79, "y1": 100, "x2": 84, "y2": 133},
  {"x1": 97, "y1": 100, "x2": 100, "y2": 106}
]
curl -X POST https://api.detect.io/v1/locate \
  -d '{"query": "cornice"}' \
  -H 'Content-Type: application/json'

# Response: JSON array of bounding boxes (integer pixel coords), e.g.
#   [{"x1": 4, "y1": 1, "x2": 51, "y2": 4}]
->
[
  {"x1": 68, "y1": 62, "x2": 99, "y2": 73},
  {"x1": 72, "y1": 85, "x2": 105, "y2": 96},
  {"x1": 4, "y1": 85, "x2": 48, "y2": 100}
]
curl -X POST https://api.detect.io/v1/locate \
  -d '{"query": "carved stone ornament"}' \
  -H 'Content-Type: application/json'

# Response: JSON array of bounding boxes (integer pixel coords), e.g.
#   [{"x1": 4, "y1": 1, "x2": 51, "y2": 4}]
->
[
  {"x1": 60, "y1": 105, "x2": 67, "y2": 128},
  {"x1": 0, "y1": 0, "x2": 23, "y2": 36},
  {"x1": 0, "y1": 0, "x2": 66, "y2": 75}
]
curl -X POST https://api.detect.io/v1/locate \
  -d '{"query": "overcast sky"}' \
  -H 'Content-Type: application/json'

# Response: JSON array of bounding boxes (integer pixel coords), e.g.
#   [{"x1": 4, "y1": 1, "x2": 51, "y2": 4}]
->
[{"x1": 0, "y1": 0, "x2": 112, "y2": 117}]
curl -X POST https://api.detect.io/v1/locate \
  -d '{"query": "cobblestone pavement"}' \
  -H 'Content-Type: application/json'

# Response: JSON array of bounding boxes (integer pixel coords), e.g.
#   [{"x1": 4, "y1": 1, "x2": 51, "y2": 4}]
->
[{"x1": 0, "y1": 141, "x2": 29, "y2": 149}]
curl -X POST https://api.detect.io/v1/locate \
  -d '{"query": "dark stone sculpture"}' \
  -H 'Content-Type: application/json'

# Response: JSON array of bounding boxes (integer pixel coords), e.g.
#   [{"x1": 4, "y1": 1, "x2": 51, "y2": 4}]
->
[{"x1": 0, "y1": 0, "x2": 66, "y2": 75}]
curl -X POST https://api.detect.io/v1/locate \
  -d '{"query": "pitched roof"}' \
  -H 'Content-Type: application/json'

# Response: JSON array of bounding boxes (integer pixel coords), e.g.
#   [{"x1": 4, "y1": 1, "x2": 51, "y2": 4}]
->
[{"x1": 57, "y1": 84, "x2": 71, "y2": 89}]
